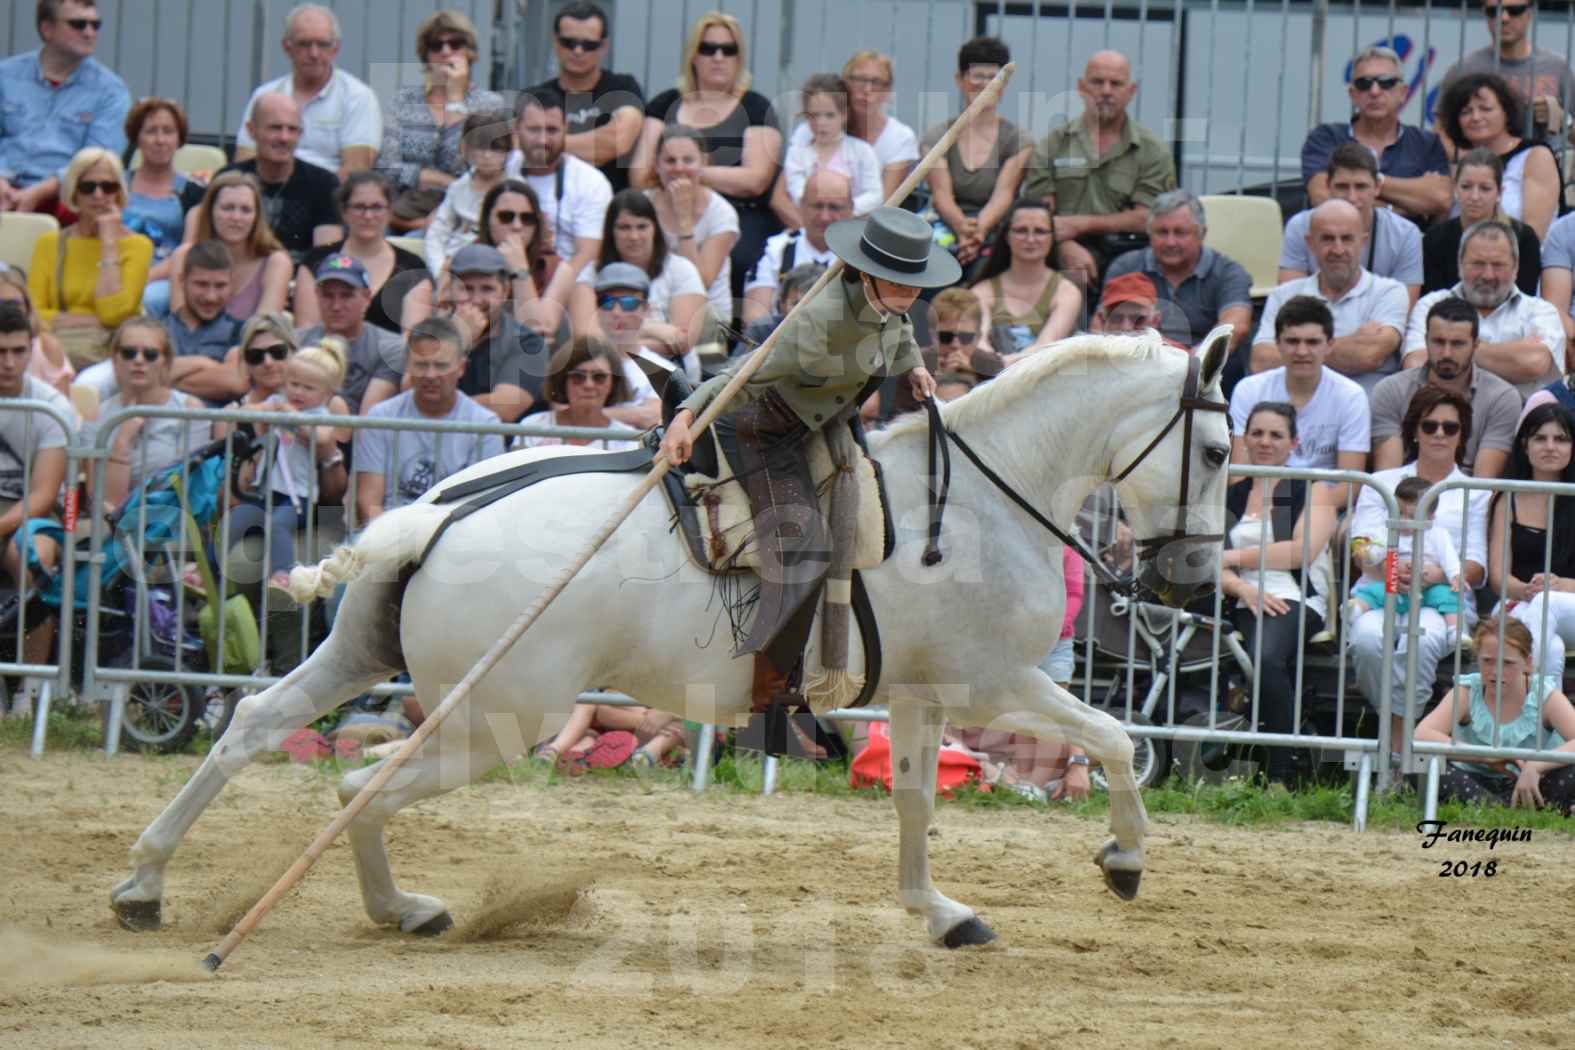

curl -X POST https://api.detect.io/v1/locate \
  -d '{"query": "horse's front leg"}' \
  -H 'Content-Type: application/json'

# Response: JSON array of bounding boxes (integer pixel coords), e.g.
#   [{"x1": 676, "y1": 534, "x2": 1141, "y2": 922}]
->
[
  {"x1": 985, "y1": 668, "x2": 1147, "y2": 900},
  {"x1": 887, "y1": 694, "x2": 997, "y2": 948}
]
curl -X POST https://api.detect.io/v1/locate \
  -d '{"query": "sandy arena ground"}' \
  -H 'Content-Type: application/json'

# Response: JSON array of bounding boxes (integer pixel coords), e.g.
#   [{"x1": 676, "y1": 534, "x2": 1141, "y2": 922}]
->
[{"x1": 1, "y1": 748, "x2": 1571, "y2": 1050}]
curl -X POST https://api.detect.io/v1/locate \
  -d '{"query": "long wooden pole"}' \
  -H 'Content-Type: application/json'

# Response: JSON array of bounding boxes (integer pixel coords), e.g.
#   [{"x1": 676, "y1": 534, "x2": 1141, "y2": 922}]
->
[{"x1": 200, "y1": 62, "x2": 1017, "y2": 973}]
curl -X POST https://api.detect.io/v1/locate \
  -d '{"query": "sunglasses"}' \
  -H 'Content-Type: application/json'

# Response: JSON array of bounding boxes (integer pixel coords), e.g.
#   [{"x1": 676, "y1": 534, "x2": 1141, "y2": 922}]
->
[
  {"x1": 568, "y1": 369, "x2": 614, "y2": 384},
  {"x1": 697, "y1": 41, "x2": 740, "y2": 57},
  {"x1": 244, "y1": 343, "x2": 291, "y2": 365},
  {"x1": 936, "y1": 329, "x2": 978, "y2": 345},
  {"x1": 117, "y1": 346, "x2": 163, "y2": 363},
  {"x1": 1486, "y1": 3, "x2": 1532, "y2": 16},
  {"x1": 63, "y1": 16, "x2": 102, "y2": 31},
  {"x1": 494, "y1": 209, "x2": 538, "y2": 226},
  {"x1": 597, "y1": 294, "x2": 645, "y2": 312},
  {"x1": 1419, "y1": 419, "x2": 1462, "y2": 437},
  {"x1": 1352, "y1": 75, "x2": 1404, "y2": 92},
  {"x1": 557, "y1": 34, "x2": 603, "y2": 52},
  {"x1": 77, "y1": 179, "x2": 119, "y2": 197},
  {"x1": 427, "y1": 36, "x2": 470, "y2": 54}
]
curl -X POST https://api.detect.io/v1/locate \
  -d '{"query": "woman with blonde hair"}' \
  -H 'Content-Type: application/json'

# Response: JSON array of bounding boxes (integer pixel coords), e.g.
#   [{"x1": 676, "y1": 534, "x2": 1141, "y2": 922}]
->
[
  {"x1": 27, "y1": 147, "x2": 154, "y2": 367},
  {"x1": 630, "y1": 10, "x2": 783, "y2": 304},
  {"x1": 214, "y1": 312, "x2": 302, "y2": 441},
  {"x1": 831, "y1": 50, "x2": 918, "y2": 201},
  {"x1": 376, "y1": 9, "x2": 506, "y2": 230},
  {"x1": 0, "y1": 269, "x2": 73, "y2": 398},
  {"x1": 168, "y1": 171, "x2": 292, "y2": 321}
]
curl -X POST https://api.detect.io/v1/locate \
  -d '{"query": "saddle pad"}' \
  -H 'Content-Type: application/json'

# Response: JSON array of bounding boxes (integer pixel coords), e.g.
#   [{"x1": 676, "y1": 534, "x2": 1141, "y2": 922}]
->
[{"x1": 683, "y1": 430, "x2": 886, "y2": 574}]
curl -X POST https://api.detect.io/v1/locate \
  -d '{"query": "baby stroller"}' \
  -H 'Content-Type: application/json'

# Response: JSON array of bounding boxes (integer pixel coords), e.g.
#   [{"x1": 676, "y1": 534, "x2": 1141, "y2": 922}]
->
[{"x1": 7, "y1": 431, "x2": 261, "y2": 753}]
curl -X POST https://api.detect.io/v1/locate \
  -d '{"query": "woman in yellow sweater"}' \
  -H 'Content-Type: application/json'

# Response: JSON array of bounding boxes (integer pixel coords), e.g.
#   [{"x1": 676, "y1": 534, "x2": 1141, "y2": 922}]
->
[{"x1": 27, "y1": 148, "x2": 154, "y2": 367}]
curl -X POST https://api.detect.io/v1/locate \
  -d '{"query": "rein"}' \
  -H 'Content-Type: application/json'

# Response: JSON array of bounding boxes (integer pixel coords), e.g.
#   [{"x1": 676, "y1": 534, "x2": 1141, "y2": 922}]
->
[{"x1": 921, "y1": 354, "x2": 1228, "y2": 597}]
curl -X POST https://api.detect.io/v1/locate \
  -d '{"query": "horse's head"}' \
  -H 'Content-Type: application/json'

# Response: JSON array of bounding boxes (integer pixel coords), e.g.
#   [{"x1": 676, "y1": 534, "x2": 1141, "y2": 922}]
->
[{"x1": 1109, "y1": 326, "x2": 1233, "y2": 608}]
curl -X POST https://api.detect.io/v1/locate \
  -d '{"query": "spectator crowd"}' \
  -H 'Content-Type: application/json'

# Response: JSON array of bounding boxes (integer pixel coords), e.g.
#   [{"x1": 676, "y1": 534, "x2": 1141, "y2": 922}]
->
[{"x1": 4, "y1": 0, "x2": 1575, "y2": 804}]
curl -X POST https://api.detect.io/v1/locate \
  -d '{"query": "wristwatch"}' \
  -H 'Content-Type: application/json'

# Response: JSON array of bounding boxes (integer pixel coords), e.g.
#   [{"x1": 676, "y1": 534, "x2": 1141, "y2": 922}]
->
[
  {"x1": 1067, "y1": 754, "x2": 1090, "y2": 767},
  {"x1": 317, "y1": 450, "x2": 345, "y2": 470}
]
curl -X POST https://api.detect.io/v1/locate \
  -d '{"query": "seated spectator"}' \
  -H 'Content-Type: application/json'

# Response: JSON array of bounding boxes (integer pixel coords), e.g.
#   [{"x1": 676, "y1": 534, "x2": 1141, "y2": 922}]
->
[
  {"x1": 169, "y1": 172, "x2": 292, "y2": 323},
  {"x1": 0, "y1": 0, "x2": 129, "y2": 214},
  {"x1": 827, "y1": 50, "x2": 918, "y2": 201},
  {"x1": 1538, "y1": 210, "x2": 1575, "y2": 344},
  {"x1": 445, "y1": 244, "x2": 549, "y2": 423},
  {"x1": 0, "y1": 269, "x2": 71, "y2": 398},
  {"x1": 773, "y1": 73, "x2": 882, "y2": 227},
  {"x1": 465, "y1": 179, "x2": 553, "y2": 333},
  {"x1": 233, "y1": 4, "x2": 379, "y2": 178},
  {"x1": 931, "y1": 288, "x2": 1004, "y2": 382},
  {"x1": 1349, "y1": 387, "x2": 1489, "y2": 746},
  {"x1": 1301, "y1": 45, "x2": 1451, "y2": 221},
  {"x1": 0, "y1": 302, "x2": 70, "y2": 588},
  {"x1": 158, "y1": 240, "x2": 243, "y2": 404},
  {"x1": 591, "y1": 262, "x2": 678, "y2": 421},
  {"x1": 123, "y1": 98, "x2": 207, "y2": 316},
  {"x1": 630, "y1": 11, "x2": 784, "y2": 304},
  {"x1": 215, "y1": 313, "x2": 301, "y2": 428},
  {"x1": 296, "y1": 253, "x2": 406, "y2": 416},
  {"x1": 646, "y1": 126, "x2": 739, "y2": 325},
  {"x1": 1348, "y1": 475, "x2": 1468, "y2": 637},
  {"x1": 423, "y1": 112, "x2": 517, "y2": 278},
  {"x1": 1436, "y1": 71, "x2": 1558, "y2": 239},
  {"x1": 1435, "y1": 0, "x2": 1575, "y2": 150},
  {"x1": 1491, "y1": 404, "x2": 1575, "y2": 676},
  {"x1": 531, "y1": 703, "x2": 687, "y2": 773},
  {"x1": 1251, "y1": 199, "x2": 1409, "y2": 395},
  {"x1": 1422, "y1": 149, "x2": 1540, "y2": 296},
  {"x1": 571, "y1": 189, "x2": 706, "y2": 342},
  {"x1": 1280, "y1": 143, "x2": 1423, "y2": 307},
  {"x1": 221, "y1": 93, "x2": 344, "y2": 262},
  {"x1": 742, "y1": 169, "x2": 846, "y2": 325},
  {"x1": 968, "y1": 198, "x2": 1082, "y2": 355},
  {"x1": 1405, "y1": 218, "x2": 1564, "y2": 399},
  {"x1": 1104, "y1": 189, "x2": 1252, "y2": 350},
  {"x1": 1025, "y1": 49, "x2": 1176, "y2": 289},
  {"x1": 1415, "y1": 617, "x2": 1575, "y2": 814},
  {"x1": 354, "y1": 316, "x2": 504, "y2": 521},
  {"x1": 1372, "y1": 295, "x2": 1519, "y2": 477},
  {"x1": 1089, "y1": 272, "x2": 1164, "y2": 336},
  {"x1": 295, "y1": 172, "x2": 433, "y2": 336},
  {"x1": 376, "y1": 9, "x2": 504, "y2": 230},
  {"x1": 506, "y1": 86, "x2": 613, "y2": 334},
  {"x1": 1231, "y1": 295, "x2": 1369, "y2": 473},
  {"x1": 80, "y1": 318, "x2": 210, "y2": 512},
  {"x1": 519, "y1": 336, "x2": 642, "y2": 452},
  {"x1": 919, "y1": 36, "x2": 1028, "y2": 268},
  {"x1": 530, "y1": 2, "x2": 645, "y2": 193},
  {"x1": 227, "y1": 338, "x2": 350, "y2": 591},
  {"x1": 26, "y1": 150, "x2": 151, "y2": 370},
  {"x1": 1219, "y1": 401, "x2": 1341, "y2": 787},
  {"x1": 734, "y1": 261, "x2": 825, "y2": 357}
]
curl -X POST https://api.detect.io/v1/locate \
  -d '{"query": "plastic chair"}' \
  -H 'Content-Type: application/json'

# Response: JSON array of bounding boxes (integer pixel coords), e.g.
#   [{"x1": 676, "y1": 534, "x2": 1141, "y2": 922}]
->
[
  {"x1": 128, "y1": 144, "x2": 229, "y2": 182},
  {"x1": 0, "y1": 212, "x2": 60, "y2": 275},
  {"x1": 1199, "y1": 194, "x2": 1283, "y2": 299}
]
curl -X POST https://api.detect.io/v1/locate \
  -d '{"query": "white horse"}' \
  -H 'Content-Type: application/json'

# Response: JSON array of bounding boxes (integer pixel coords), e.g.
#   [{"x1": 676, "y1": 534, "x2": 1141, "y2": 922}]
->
[{"x1": 111, "y1": 329, "x2": 1233, "y2": 948}]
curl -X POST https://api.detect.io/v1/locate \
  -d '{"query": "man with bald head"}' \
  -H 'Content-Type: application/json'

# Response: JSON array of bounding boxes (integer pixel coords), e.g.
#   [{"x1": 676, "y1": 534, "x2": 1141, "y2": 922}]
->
[
  {"x1": 741, "y1": 168, "x2": 850, "y2": 324},
  {"x1": 220, "y1": 92, "x2": 343, "y2": 262},
  {"x1": 1024, "y1": 50, "x2": 1176, "y2": 290},
  {"x1": 1250, "y1": 198, "x2": 1410, "y2": 395},
  {"x1": 232, "y1": 3, "x2": 380, "y2": 177}
]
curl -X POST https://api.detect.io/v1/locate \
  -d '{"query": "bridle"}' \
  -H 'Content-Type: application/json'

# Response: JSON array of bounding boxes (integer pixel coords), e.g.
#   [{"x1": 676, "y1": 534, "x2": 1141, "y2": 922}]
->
[{"x1": 923, "y1": 353, "x2": 1229, "y2": 598}]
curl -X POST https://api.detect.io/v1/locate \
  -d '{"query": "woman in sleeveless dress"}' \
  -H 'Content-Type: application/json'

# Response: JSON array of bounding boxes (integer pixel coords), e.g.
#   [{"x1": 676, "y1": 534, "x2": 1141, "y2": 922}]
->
[
  {"x1": 1437, "y1": 71, "x2": 1558, "y2": 239},
  {"x1": 967, "y1": 199, "x2": 1082, "y2": 356},
  {"x1": 168, "y1": 171, "x2": 291, "y2": 322}
]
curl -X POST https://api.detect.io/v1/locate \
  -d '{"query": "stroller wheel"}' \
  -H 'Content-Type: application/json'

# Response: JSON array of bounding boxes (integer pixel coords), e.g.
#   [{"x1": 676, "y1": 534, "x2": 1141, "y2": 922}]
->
[{"x1": 112, "y1": 654, "x2": 203, "y2": 753}]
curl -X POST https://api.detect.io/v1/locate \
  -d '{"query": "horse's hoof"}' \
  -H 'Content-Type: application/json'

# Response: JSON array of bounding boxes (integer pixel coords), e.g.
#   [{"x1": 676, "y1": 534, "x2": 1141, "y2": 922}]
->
[
  {"x1": 113, "y1": 898, "x2": 162, "y2": 932},
  {"x1": 1094, "y1": 841, "x2": 1143, "y2": 901},
  {"x1": 408, "y1": 911, "x2": 453, "y2": 937},
  {"x1": 941, "y1": 916, "x2": 997, "y2": 949}
]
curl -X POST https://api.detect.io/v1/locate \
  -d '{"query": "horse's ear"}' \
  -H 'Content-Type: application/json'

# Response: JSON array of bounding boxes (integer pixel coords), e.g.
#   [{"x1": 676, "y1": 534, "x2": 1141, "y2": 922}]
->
[{"x1": 1197, "y1": 324, "x2": 1233, "y2": 388}]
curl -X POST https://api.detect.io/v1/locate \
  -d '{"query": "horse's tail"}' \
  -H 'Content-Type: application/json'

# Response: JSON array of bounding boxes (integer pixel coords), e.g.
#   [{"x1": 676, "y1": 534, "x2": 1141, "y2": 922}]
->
[{"x1": 284, "y1": 503, "x2": 452, "y2": 602}]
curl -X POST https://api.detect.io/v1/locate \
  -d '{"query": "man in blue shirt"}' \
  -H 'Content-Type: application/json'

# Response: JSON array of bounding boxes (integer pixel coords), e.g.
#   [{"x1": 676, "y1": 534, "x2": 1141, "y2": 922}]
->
[{"x1": 0, "y1": 0, "x2": 130, "y2": 213}]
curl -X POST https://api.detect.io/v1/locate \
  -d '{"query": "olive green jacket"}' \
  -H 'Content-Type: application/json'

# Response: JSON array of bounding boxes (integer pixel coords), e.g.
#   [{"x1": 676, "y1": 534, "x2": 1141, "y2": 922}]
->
[{"x1": 679, "y1": 276, "x2": 922, "y2": 428}]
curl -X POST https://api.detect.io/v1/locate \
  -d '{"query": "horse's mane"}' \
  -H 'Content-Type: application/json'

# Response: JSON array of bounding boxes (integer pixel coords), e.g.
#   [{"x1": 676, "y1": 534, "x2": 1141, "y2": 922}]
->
[{"x1": 873, "y1": 331, "x2": 1172, "y2": 446}]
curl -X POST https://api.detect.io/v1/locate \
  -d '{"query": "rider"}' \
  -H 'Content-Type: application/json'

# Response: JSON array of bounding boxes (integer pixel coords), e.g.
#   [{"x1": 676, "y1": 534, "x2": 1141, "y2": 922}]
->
[{"x1": 660, "y1": 207, "x2": 958, "y2": 745}]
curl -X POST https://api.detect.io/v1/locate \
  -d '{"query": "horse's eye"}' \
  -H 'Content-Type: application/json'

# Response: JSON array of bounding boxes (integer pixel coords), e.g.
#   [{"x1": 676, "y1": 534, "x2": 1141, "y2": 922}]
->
[{"x1": 1203, "y1": 446, "x2": 1228, "y2": 469}]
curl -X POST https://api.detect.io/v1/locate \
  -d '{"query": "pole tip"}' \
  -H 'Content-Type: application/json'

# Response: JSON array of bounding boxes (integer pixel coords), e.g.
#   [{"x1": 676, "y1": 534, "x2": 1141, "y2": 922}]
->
[{"x1": 201, "y1": 953, "x2": 223, "y2": 974}]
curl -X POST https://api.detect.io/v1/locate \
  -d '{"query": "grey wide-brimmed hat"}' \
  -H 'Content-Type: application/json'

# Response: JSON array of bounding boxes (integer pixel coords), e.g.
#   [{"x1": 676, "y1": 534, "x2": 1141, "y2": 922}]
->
[{"x1": 824, "y1": 206, "x2": 962, "y2": 289}]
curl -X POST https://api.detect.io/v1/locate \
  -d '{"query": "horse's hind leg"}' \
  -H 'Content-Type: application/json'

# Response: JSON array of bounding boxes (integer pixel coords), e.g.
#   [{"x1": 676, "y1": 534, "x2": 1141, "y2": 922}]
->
[
  {"x1": 888, "y1": 695, "x2": 996, "y2": 947},
  {"x1": 336, "y1": 733, "x2": 501, "y2": 933},
  {"x1": 984, "y1": 669, "x2": 1148, "y2": 900},
  {"x1": 110, "y1": 582, "x2": 404, "y2": 931}
]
